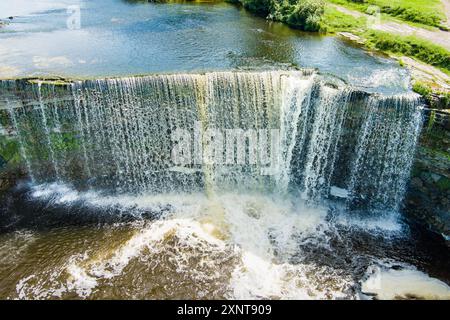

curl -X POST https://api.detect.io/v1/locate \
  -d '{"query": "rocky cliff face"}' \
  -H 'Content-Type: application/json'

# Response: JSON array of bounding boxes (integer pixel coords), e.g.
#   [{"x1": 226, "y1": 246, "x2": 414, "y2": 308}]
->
[{"x1": 405, "y1": 108, "x2": 450, "y2": 240}]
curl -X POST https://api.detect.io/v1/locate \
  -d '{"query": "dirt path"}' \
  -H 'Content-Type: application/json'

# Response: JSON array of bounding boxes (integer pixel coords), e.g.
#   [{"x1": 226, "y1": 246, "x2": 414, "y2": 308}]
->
[{"x1": 331, "y1": 4, "x2": 450, "y2": 51}]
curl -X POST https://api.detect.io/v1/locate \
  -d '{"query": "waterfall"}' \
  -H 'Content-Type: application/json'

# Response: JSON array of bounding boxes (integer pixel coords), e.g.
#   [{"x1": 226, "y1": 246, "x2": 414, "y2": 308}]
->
[
  {"x1": 277, "y1": 75, "x2": 315, "y2": 194},
  {"x1": 346, "y1": 94, "x2": 424, "y2": 212},
  {"x1": 0, "y1": 71, "x2": 423, "y2": 212},
  {"x1": 5, "y1": 99, "x2": 35, "y2": 182},
  {"x1": 300, "y1": 86, "x2": 351, "y2": 202},
  {"x1": 36, "y1": 82, "x2": 61, "y2": 180}
]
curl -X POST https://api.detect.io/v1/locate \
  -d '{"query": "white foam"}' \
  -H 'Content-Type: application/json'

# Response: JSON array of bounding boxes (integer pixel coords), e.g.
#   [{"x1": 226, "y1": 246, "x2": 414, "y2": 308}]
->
[
  {"x1": 66, "y1": 263, "x2": 98, "y2": 298},
  {"x1": 24, "y1": 184, "x2": 421, "y2": 299},
  {"x1": 88, "y1": 218, "x2": 226, "y2": 280},
  {"x1": 47, "y1": 191, "x2": 349, "y2": 299},
  {"x1": 330, "y1": 186, "x2": 349, "y2": 198},
  {"x1": 30, "y1": 182, "x2": 207, "y2": 214},
  {"x1": 362, "y1": 264, "x2": 450, "y2": 300},
  {"x1": 334, "y1": 211, "x2": 403, "y2": 233}
]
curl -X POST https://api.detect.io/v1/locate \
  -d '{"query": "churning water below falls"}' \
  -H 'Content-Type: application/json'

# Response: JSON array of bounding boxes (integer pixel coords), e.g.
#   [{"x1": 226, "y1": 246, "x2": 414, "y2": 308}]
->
[{"x1": 0, "y1": 70, "x2": 449, "y2": 299}]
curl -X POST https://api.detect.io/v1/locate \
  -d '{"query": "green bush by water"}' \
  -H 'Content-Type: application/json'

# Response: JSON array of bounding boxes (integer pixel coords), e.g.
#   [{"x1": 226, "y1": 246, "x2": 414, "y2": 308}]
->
[
  {"x1": 412, "y1": 80, "x2": 450, "y2": 111},
  {"x1": 229, "y1": 0, "x2": 325, "y2": 31},
  {"x1": 412, "y1": 81, "x2": 432, "y2": 99}
]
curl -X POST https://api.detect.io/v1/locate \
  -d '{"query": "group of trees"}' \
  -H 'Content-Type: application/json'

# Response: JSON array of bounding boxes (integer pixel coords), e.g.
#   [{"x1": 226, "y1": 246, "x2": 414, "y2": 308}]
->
[{"x1": 230, "y1": 0, "x2": 325, "y2": 31}]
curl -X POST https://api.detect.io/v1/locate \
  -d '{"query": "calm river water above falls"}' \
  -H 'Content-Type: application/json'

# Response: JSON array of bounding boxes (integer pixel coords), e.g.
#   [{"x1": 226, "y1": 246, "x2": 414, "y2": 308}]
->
[
  {"x1": 0, "y1": 0, "x2": 410, "y2": 94},
  {"x1": 0, "y1": 0, "x2": 449, "y2": 300}
]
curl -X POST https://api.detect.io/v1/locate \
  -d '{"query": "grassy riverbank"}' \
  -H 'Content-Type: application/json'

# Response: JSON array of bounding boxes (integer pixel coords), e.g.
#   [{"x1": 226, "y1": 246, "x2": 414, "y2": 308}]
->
[
  {"x1": 227, "y1": 0, "x2": 450, "y2": 106},
  {"x1": 327, "y1": 0, "x2": 447, "y2": 29},
  {"x1": 320, "y1": 1, "x2": 450, "y2": 106},
  {"x1": 365, "y1": 32, "x2": 450, "y2": 72}
]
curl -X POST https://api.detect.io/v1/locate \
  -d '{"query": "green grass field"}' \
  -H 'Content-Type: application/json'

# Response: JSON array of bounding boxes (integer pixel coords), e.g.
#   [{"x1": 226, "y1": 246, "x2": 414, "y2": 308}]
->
[
  {"x1": 326, "y1": 0, "x2": 446, "y2": 28},
  {"x1": 321, "y1": 5, "x2": 366, "y2": 33},
  {"x1": 365, "y1": 31, "x2": 450, "y2": 72}
]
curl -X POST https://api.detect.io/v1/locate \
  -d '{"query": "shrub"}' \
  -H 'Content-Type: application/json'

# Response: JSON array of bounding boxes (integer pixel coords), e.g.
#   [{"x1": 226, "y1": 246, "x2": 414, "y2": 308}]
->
[
  {"x1": 412, "y1": 81, "x2": 432, "y2": 98},
  {"x1": 284, "y1": 0, "x2": 324, "y2": 31},
  {"x1": 241, "y1": 0, "x2": 273, "y2": 15},
  {"x1": 233, "y1": 0, "x2": 325, "y2": 32},
  {"x1": 412, "y1": 82, "x2": 450, "y2": 109}
]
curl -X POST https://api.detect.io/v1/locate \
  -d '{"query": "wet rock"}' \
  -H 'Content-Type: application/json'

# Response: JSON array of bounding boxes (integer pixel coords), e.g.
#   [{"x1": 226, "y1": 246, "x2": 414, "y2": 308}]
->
[
  {"x1": 0, "y1": 175, "x2": 15, "y2": 193},
  {"x1": 405, "y1": 121, "x2": 450, "y2": 239},
  {"x1": 0, "y1": 155, "x2": 6, "y2": 170},
  {"x1": 411, "y1": 177, "x2": 423, "y2": 188},
  {"x1": 431, "y1": 173, "x2": 442, "y2": 182}
]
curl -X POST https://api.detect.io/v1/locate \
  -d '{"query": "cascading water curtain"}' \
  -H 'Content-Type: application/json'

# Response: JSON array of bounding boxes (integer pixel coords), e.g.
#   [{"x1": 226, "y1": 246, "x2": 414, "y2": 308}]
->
[{"x1": 0, "y1": 71, "x2": 423, "y2": 213}]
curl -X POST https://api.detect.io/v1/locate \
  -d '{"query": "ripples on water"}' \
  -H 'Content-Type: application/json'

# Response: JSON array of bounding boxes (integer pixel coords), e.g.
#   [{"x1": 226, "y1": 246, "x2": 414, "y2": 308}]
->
[{"x1": 0, "y1": 0, "x2": 410, "y2": 94}]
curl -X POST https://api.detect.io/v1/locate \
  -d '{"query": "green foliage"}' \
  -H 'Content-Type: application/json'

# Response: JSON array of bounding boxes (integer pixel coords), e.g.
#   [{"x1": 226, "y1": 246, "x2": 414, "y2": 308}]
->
[
  {"x1": 327, "y1": 0, "x2": 445, "y2": 28},
  {"x1": 441, "y1": 92, "x2": 450, "y2": 108},
  {"x1": 284, "y1": 0, "x2": 324, "y2": 31},
  {"x1": 412, "y1": 81, "x2": 432, "y2": 98},
  {"x1": 321, "y1": 5, "x2": 365, "y2": 33},
  {"x1": 241, "y1": 0, "x2": 272, "y2": 15},
  {"x1": 235, "y1": 0, "x2": 325, "y2": 31},
  {"x1": 381, "y1": 6, "x2": 441, "y2": 28},
  {"x1": 50, "y1": 132, "x2": 80, "y2": 153},
  {"x1": 412, "y1": 82, "x2": 449, "y2": 112},
  {"x1": 412, "y1": 82, "x2": 450, "y2": 110},
  {"x1": 365, "y1": 31, "x2": 450, "y2": 72},
  {"x1": 426, "y1": 110, "x2": 436, "y2": 133},
  {"x1": 437, "y1": 177, "x2": 450, "y2": 191},
  {"x1": 0, "y1": 137, "x2": 20, "y2": 166}
]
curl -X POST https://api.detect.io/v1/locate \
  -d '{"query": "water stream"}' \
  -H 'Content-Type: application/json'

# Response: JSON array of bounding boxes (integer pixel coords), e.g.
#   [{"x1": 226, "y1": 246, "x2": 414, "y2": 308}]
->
[
  {"x1": 0, "y1": 1, "x2": 449, "y2": 301},
  {"x1": 1, "y1": 70, "x2": 446, "y2": 300}
]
